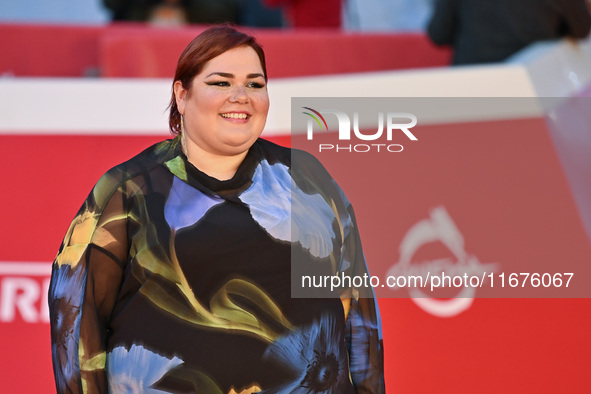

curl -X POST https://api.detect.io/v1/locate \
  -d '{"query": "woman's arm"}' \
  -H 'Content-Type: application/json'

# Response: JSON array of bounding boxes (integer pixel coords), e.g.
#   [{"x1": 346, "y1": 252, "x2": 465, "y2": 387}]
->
[
  {"x1": 339, "y1": 191, "x2": 385, "y2": 393},
  {"x1": 346, "y1": 297, "x2": 385, "y2": 394},
  {"x1": 49, "y1": 173, "x2": 128, "y2": 393}
]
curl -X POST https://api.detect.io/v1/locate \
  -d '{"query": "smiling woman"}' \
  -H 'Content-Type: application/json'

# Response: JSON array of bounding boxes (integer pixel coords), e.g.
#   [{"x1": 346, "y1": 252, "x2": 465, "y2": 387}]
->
[
  {"x1": 48, "y1": 26, "x2": 385, "y2": 394},
  {"x1": 174, "y1": 45, "x2": 270, "y2": 179}
]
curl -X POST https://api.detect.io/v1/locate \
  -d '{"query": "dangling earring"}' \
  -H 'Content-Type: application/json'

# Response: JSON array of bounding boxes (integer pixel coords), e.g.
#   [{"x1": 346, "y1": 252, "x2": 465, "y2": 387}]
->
[{"x1": 180, "y1": 114, "x2": 188, "y2": 155}]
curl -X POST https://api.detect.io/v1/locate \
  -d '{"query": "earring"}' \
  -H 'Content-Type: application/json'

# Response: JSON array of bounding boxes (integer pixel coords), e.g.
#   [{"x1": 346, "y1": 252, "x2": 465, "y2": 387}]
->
[{"x1": 180, "y1": 114, "x2": 188, "y2": 155}]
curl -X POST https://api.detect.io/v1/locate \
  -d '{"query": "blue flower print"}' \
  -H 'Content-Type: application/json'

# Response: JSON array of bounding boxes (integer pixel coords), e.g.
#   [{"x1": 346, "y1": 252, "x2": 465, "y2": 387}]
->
[
  {"x1": 48, "y1": 264, "x2": 86, "y2": 392},
  {"x1": 240, "y1": 160, "x2": 336, "y2": 258},
  {"x1": 165, "y1": 176, "x2": 223, "y2": 231},
  {"x1": 106, "y1": 344, "x2": 183, "y2": 393},
  {"x1": 345, "y1": 299, "x2": 383, "y2": 387},
  {"x1": 261, "y1": 314, "x2": 351, "y2": 393}
]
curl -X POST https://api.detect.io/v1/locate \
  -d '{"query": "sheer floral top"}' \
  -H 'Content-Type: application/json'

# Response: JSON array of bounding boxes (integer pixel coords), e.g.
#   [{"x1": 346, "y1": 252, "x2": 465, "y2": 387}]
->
[{"x1": 49, "y1": 137, "x2": 384, "y2": 393}]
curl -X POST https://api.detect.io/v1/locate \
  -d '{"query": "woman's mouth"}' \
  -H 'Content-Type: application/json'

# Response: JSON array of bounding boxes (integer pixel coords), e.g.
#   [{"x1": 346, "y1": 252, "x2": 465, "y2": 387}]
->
[{"x1": 221, "y1": 113, "x2": 249, "y2": 119}]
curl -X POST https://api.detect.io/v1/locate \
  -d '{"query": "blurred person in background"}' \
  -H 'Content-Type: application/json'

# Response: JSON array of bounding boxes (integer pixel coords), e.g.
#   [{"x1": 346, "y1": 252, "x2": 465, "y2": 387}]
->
[
  {"x1": 343, "y1": 0, "x2": 434, "y2": 32},
  {"x1": 48, "y1": 26, "x2": 384, "y2": 393},
  {"x1": 239, "y1": 0, "x2": 284, "y2": 27},
  {"x1": 103, "y1": 0, "x2": 239, "y2": 25},
  {"x1": 427, "y1": 0, "x2": 591, "y2": 65},
  {"x1": 103, "y1": 0, "x2": 283, "y2": 27}
]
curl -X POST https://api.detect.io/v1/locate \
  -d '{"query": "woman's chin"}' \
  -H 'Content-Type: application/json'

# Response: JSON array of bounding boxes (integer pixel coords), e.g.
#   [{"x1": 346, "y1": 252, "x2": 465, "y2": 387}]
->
[{"x1": 220, "y1": 134, "x2": 260, "y2": 151}]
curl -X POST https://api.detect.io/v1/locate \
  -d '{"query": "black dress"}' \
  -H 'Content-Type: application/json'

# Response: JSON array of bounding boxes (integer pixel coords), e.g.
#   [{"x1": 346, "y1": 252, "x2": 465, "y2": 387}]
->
[{"x1": 49, "y1": 137, "x2": 384, "y2": 393}]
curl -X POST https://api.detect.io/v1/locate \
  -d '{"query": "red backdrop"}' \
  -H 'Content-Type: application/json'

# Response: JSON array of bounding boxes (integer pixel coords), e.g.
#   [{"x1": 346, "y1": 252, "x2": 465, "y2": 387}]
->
[
  {"x1": 1, "y1": 22, "x2": 590, "y2": 394},
  {"x1": 2, "y1": 117, "x2": 591, "y2": 392}
]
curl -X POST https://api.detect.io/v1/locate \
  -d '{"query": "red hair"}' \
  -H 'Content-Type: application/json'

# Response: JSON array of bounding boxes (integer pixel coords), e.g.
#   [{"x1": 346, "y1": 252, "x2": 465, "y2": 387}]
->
[{"x1": 168, "y1": 26, "x2": 267, "y2": 135}]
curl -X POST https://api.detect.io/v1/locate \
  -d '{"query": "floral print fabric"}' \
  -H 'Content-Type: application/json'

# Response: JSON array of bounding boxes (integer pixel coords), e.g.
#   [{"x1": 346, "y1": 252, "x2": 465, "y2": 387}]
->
[{"x1": 49, "y1": 137, "x2": 384, "y2": 393}]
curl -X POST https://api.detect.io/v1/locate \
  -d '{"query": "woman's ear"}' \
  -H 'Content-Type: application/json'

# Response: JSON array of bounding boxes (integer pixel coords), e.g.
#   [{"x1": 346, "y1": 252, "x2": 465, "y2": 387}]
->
[{"x1": 173, "y1": 80, "x2": 187, "y2": 115}]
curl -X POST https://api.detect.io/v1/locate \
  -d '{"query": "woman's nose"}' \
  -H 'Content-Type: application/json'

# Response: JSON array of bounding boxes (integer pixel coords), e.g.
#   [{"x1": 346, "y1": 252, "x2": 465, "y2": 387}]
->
[{"x1": 229, "y1": 86, "x2": 248, "y2": 104}]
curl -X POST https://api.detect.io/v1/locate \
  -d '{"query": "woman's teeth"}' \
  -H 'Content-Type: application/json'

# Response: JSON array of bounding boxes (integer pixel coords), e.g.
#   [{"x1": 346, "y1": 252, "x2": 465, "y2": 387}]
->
[{"x1": 221, "y1": 113, "x2": 248, "y2": 119}]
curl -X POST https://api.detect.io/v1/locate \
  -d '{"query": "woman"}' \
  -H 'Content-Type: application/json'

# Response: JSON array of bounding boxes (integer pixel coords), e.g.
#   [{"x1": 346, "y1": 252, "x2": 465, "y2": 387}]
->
[{"x1": 49, "y1": 26, "x2": 384, "y2": 393}]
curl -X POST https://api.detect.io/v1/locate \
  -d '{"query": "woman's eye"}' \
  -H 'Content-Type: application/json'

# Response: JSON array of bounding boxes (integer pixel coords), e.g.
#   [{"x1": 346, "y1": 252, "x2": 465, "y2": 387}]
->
[
  {"x1": 247, "y1": 82, "x2": 265, "y2": 89},
  {"x1": 207, "y1": 81, "x2": 230, "y2": 87}
]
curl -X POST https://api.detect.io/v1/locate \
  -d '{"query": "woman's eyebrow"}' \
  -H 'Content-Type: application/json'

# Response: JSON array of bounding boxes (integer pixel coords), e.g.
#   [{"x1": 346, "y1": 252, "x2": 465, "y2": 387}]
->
[
  {"x1": 247, "y1": 73, "x2": 265, "y2": 79},
  {"x1": 206, "y1": 72, "x2": 233, "y2": 78},
  {"x1": 205, "y1": 72, "x2": 265, "y2": 79}
]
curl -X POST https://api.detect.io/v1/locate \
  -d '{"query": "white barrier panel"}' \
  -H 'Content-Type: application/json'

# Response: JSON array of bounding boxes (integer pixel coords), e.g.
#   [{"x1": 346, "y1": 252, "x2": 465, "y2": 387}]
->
[{"x1": 1, "y1": 36, "x2": 589, "y2": 136}]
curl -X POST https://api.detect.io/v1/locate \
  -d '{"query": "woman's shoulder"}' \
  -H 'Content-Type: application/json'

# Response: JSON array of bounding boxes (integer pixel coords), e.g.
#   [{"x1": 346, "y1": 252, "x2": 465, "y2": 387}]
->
[
  {"x1": 255, "y1": 138, "x2": 328, "y2": 173},
  {"x1": 91, "y1": 138, "x2": 178, "y2": 203},
  {"x1": 255, "y1": 138, "x2": 346, "y2": 202},
  {"x1": 117, "y1": 136, "x2": 177, "y2": 168},
  {"x1": 254, "y1": 137, "x2": 291, "y2": 164},
  {"x1": 107, "y1": 137, "x2": 176, "y2": 175}
]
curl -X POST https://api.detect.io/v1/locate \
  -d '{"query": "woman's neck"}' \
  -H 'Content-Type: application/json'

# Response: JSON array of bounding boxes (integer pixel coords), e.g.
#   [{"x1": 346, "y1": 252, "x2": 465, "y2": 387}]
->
[{"x1": 184, "y1": 144, "x2": 248, "y2": 181}]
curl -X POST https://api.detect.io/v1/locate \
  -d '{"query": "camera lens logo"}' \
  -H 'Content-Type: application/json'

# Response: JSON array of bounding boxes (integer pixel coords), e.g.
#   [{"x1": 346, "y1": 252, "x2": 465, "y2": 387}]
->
[
  {"x1": 302, "y1": 106, "x2": 418, "y2": 153},
  {"x1": 302, "y1": 107, "x2": 328, "y2": 134}
]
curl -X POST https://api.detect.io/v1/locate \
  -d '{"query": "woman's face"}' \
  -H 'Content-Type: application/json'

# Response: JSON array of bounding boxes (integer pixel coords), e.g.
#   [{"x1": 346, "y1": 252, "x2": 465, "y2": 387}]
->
[{"x1": 174, "y1": 46, "x2": 269, "y2": 158}]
